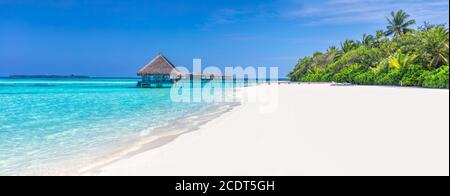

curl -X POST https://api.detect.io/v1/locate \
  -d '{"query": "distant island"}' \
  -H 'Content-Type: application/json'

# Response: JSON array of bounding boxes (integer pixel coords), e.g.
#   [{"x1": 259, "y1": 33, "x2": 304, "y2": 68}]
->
[{"x1": 9, "y1": 75, "x2": 90, "y2": 79}]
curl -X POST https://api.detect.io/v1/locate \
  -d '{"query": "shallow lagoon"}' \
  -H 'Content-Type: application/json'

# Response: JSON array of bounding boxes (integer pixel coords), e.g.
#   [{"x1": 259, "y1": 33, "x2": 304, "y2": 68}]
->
[{"x1": 0, "y1": 78, "x2": 229, "y2": 175}]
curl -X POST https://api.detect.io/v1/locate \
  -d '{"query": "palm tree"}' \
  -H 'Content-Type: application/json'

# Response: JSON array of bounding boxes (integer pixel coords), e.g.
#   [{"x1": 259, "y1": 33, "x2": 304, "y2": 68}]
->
[
  {"x1": 326, "y1": 46, "x2": 343, "y2": 61},
  {"x1": 375, "y1": 30, "x2": 387, "y2": 47},
  {"x1": 340, "y1": 40, "x2": 360, "y2": 53},
  {"x1": 422, "y1": 26, "x2": 449, "y2": 68},
  {"x1": 362, "y1": 34, "x2": 375, "y2": 47},
  {"x1": 385, "y1": 10, "x2": 416, "y2": 38},
  {"x1": 327, "y1": 46, "x2": 339, "y2": 53},
  {"x1": 376, "y1": 30, "x2": 385, "y2": 39}
]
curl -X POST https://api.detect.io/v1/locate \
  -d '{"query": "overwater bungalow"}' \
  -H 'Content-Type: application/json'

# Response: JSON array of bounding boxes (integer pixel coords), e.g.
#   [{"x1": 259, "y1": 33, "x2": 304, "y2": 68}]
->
[
  {"x1": 137, "y1": 54, "x2": 183, "y2": 88},
  {"x1": 137, "y1": 54, "x2": 232, "y2": 88}
]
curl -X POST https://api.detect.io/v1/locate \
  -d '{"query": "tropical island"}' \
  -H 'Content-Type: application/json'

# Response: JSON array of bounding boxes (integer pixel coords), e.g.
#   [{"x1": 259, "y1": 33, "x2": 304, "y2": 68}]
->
[
  {"x1": 288, "y1": 10, "x2": 449, "y2": 89},
  {"x1": 0, "y1": 2, "x2": 448, "y2": 177}
]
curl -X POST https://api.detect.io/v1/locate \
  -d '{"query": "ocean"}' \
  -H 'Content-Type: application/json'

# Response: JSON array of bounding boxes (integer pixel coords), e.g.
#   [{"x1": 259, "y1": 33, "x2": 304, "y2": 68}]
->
[{"x1": 0, "y1": 78, "x2": 238, "y2": 175}]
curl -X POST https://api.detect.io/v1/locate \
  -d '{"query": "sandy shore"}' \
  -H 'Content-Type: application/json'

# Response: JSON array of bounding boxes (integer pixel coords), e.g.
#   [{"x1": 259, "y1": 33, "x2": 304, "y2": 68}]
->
[{"x1": 82, "y1": 84, "x2": 449, "y2": 176}]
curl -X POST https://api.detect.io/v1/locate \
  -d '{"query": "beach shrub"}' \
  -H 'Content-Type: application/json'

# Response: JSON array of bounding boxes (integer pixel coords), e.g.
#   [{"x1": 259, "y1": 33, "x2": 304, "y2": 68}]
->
[
  {"x1": 388, "y1": 50, "x2": 417, "y2": 69},
  {"x1": 332, "y1": 64, "x2": 367, "y2": 83},
  {"x1": 421, "y1": 65, "x2": 449, "y2": 88},
  {"x1": 400, "y1": 64, "x2": 426, "y2": 86},
  {"x1": 374, "y1": 68, "x2": 402, "y2": 86},
  {"x1": 301, "y1": 73, "x2": 322, "y2": 82},
  {"x1": 354, "y1": 70, "x2": 376, "y2": 85},
  {"x1": 320, "y1": 71, "x2": 334, "y2": 82}
]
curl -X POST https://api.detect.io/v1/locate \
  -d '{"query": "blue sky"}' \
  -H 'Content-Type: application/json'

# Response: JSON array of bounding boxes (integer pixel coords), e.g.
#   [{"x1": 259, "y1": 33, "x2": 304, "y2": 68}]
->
[{"x1": 0, "y1": 0, "x2": 448, "y2": 77}]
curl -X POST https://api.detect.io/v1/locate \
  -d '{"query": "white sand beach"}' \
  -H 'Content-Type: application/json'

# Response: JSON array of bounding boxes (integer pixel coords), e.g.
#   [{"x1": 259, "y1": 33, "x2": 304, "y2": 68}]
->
[{"x1": 83, "y1": 84, "x2": 449, "y2": 176}]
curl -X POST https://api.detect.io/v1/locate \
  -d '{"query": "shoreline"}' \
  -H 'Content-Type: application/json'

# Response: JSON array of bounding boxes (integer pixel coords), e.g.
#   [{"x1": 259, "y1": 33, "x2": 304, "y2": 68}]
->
[
  {"x1": 18, "y1": 86, "x2": 242, "y2": 176},
  {"x1": 78, "y1": 101, "x2": 241, "y2": 176},
  {"x1": 71, "y1": 87, "x2": 243, "y2": 176},
  {"x1": 85, "y1": 83, "x2": 449, "y2": 176}
]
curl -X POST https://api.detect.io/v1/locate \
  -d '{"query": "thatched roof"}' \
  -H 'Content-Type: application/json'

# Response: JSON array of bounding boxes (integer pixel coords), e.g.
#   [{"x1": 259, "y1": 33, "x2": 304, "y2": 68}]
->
[{"x1": 138, "y1": 55, "x2": 182, "y2": 76}]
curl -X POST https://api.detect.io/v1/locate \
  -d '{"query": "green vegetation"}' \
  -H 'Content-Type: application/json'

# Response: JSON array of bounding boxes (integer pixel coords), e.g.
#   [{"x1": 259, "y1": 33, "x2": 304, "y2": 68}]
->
[{"x1": 288, "y1": 10, "x2": 449, "y2": 89}]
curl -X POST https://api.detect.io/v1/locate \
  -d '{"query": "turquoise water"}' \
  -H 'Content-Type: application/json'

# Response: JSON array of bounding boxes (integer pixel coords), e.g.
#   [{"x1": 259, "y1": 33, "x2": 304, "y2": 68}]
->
[{"x1": 0, "y1": 78, "x2": 227, "y2": 175}]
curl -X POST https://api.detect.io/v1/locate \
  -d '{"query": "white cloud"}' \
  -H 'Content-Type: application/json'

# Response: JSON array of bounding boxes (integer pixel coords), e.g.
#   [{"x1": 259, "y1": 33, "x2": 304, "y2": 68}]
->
[{"x1": 285, "y1": 0, "x2": 449, "y2": 25}]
